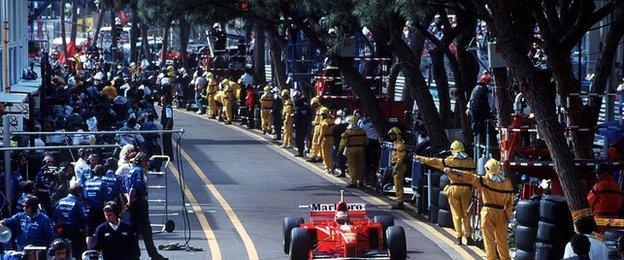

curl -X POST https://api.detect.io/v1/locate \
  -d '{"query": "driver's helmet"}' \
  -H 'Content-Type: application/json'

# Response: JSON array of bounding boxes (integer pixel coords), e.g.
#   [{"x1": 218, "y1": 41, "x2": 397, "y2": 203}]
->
[
  {"x1": 335, "y1": 211, "x2": 349, "y2": 225},
  {"x1": 335, "y1": 201, "x2": 349, "y2": 225}
]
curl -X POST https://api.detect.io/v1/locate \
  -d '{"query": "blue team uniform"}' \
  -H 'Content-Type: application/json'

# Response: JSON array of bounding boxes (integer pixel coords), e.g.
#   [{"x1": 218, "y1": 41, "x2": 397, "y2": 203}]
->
[
  {"x1": 127, "y1": 166, "x2": 148, "y2": 199},
  {"x1": 0, "y1": 172, "x2": 23, "y2": 212},
  {"x1": 53, "y1": 194, "x2": 88, "y2": 256},
  {"x1": 2, "y1": 212, "x2": 55, "y2": 250},
  {"x1": 84, "y1": 177, "x2": 109, "y2": 236},
  {"x1": 102, "y1": 170, "x2": 125, "y2": 202}
]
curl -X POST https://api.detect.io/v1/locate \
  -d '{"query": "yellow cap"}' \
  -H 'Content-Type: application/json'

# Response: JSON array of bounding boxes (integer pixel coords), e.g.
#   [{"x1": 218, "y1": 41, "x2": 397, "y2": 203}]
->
[
  {"x1": 203, "y1": 72, "x2": 213, "y2": 79},
  {"x1": 450, "y1": 140, "x2": 465, "y2": 155},
  {"x1": 264, "y1": 86, "x2": 272, "y2": 92},
  {"x1": 484, "y1": 158, "x2": 501, "y2": 177},
  {"x1": 388, "y1": 127, "x2": 401, "y2": 135},
  {"x1": 167, "y1": 65, "x2": 174, "y2": 71},
  {"x1": 311, "y1": 97, "x2": 320, "y2": 106},
  {"x1": 281, "y1": 89, "x2": 290, "y2": 97},
  {"x1": 347, "y1": 116, "x2": 357, "y2": 124}
]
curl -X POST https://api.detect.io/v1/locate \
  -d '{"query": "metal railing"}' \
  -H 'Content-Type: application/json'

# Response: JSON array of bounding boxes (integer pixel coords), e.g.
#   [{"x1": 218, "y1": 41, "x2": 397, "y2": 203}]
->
[{"x1": 1, "y1": 114, "x2": 185, "y2": 213}]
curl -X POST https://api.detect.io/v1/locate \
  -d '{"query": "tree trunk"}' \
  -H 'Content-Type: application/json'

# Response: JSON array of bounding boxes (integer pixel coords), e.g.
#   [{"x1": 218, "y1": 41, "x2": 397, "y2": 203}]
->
[
  {"x1": 387, "y1": 60, "x2": 401, "y2": 97},
  {"x1": 586, "y1": 5, "x2": 624, "y2": 128},
  {"x1": 430, "y1": 48, "x2": 451, "y2": 125},
  {"x1": 378, "y1": 22, "x2": 449, "y2": 150},
  {"x1": 162, "y1": 23, "x2": 170, "y2": 64},
  {"x1": 487, "y1": 0, "x2": 592, "y2": 230},
  {"x1": 179, "y1": 18, "x2": 191, "y2": 69},
  {"x1": 140, "y1": 21, "x2": 150, "y2": 63},
  {"x1": 110, "y1": 10, "x2": 118, "y2": 49},
  {"x1": 129, "y1": 6, "x2": 139, "y2": 63},
  {"x1": 253, "y1": 22, "x2": 267, "y2": 85},
  {"x1": 267, "y1": 27, "x2": 287, "y2": 89},
  {"x1": 492, "y1": 67, "x2": 512, "y2": 127},
  {"x1": 70, "y1": 0, "x2": 78, "y2": 45},
  {"x1": 92, "y1": 8, "x2": 105, "y2": 46},
  {"x1": 337, "y1": 56, "x2": 390, "y2": 138},
  {"x1": 60, "y1": 0, "x2": 67, "y2": 58}
]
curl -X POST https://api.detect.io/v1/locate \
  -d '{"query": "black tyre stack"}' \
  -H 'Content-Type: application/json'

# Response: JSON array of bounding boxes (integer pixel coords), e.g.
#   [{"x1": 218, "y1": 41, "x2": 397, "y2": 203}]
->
[
  {"x1": 535, "y1": 195, "x2": 574, "y2": 260},
  {"x1": 514, "y1": 198, "x2": 540, "y2": 260},
  {"x1": 437, "y1": 174, "x2": 454, "y2": 228},
  {"x1": 427, "y1": 171, "x2": 443, "y2": 223},
  {"x1": 603, "y1": 229, "x2": 624, "y2": 258}
]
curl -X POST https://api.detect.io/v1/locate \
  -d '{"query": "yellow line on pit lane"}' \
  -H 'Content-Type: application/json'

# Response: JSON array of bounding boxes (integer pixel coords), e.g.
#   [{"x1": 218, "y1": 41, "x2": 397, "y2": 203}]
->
[
  {"x1": 173, "y1": 108, "x2": 483, "y2": 259},
  {"x1": 166, "y1": 163, "x2": 222, "y2": 260},
  {"x1": 175, "y1": 142, "x2": 260, "y2": 260}
]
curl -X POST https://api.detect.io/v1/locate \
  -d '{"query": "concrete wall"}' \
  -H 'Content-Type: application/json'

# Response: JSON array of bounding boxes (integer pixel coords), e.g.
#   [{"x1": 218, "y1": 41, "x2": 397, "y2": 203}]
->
[{"x1": 0, "y1": 0, "x2": 29, "y2": 90}]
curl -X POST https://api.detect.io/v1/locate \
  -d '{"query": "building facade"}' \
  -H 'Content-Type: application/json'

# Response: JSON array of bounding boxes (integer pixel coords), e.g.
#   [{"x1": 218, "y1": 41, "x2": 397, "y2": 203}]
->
[{"x1": 0, "y1": 0, "x2": 29, "y2": 90}]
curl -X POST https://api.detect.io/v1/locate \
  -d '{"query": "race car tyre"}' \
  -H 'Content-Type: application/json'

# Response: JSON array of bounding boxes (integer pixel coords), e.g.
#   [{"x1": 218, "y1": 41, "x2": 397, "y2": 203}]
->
[
  {"x1": 428, "y1": 205, "x2": 439, "y2": 223},
  {"x1": 534, "y1": 242, "x2": 563, "y2": 260},
  {"x1": 513, "y1": 249, "x2": 535, "y2": 260},
  {"x1": 430, "y1": 187, "x2": 440, "y2": 206},
  {"x1": 539, "y1": 195, "x2": 571, "y2": 222},
  {"x1": 438, "y1": 192, "x2": 450, "y2": 211},
  {"x1": 603, "y1": 229, "x2": 624, "y2": 258},
  {"x1": 387, "y1": 226, "x2": 407, "y2": 260},
  {"x1": 603, "y1": 228, "x2": 624, "y2": 241},
  {"x1": 514, "y1": 225, "x2": 537, "y2": 252},
  {"x1": 373, "y1": 215, "x2": 394, "y2": 247},
  {"x1": 437, "y1": 209, "x2": 453, "y2": 228},
  {"x1": 283, "y1": 217, "x2": 304, "y2": 254},
  {"x1": 516, "y1": 199, "x2": 540, "y2": 227},
  {"x1": 605, "y1": 239, "x2": 619, "y2": 258},
  {"x1": 439, "y1": 174, "x2": 450, "y2": 190},
  {"x1": 290, "y1": 227, "x2": 310, "y2": 260},
  {"x1": 537, "y1": 221, "x2": 572, "y2": 246},
  {"x1": 431, "y1": 172, "x2": 442, "y2": 188}
]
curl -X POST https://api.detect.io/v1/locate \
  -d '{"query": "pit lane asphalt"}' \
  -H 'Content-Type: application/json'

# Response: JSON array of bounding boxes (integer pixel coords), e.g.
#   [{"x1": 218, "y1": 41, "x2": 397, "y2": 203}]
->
[{"x1": 146, "y1": 109, "x2": 465, "y2": 259}]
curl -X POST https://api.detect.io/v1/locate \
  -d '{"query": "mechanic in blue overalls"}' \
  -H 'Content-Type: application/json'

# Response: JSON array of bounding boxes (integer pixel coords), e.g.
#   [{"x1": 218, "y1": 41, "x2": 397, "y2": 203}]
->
[
  {"x1": 53, "y1": 185, "x2": 88, "y2": 257},
  {"x1": 83, "y1": 165, "x2": 109, "y2": 249},
  {"x1": 0, "y1": 196, "x2": 56, "y2": 252},
  {"x1": 127, "y1": 152, "x2": 168, "y2": 260},
  {"x1": 102, "y1": 158, "x2": 126, "y2": 205}
]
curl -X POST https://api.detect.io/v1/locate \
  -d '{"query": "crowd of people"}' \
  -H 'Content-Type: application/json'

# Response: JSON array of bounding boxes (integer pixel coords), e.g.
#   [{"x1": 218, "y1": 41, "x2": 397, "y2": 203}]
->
[{"x1": 0, "y1": 44, "x2": 180, "y2": 259}]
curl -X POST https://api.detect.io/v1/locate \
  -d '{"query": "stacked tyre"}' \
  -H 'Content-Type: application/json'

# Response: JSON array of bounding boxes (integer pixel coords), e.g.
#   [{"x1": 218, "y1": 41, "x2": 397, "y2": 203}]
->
[
  {"x1": 427, "y1": 171, "x2": 443, "y2": 223},
  {"x1": 437, "y1": 174, "x2": 454, "y2": 228},
  {"x1": 535, "y1": 195, "x2": 574, "y2": 260},
  {"x1": 603, "y1": 229, "x2": 624, "y2": 259},
  {"x1": 514, "y1": 198, "x2": 540, "y2": 260}
]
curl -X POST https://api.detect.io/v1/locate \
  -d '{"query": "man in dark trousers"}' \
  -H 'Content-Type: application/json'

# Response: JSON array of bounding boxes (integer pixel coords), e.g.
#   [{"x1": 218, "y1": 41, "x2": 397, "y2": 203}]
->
[
  {"x1": 84, "y1": 165, "x2": 109, "y2": 249},
  {"x1": 126, "y1": 153, "x2": 167, "y2": 260},
  {"x1": 53, "y1": 185, "x2": 88, "y2": 258},
  {"x1": 160, "y1": 96, "x2": 174, "y2": 160},
  {"x1": 293, "y1": 94, "x2": 312, "y2": 157},
  {"x1": 272, "y1": 90, "x2": 283, "y2": 141},
  {"x1": 94, "y1": 201, "x2": 140, "y2": 260}
]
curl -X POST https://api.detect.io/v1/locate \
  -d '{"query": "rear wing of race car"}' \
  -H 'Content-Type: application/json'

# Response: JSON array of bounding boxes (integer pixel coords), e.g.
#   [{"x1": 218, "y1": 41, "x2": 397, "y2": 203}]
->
[
  {"x1": 299, "y1": 203, "x2": 367, "y2": 212},
  {"x1": 298, "y1": 190, "x2": 368, "y2": 217}
]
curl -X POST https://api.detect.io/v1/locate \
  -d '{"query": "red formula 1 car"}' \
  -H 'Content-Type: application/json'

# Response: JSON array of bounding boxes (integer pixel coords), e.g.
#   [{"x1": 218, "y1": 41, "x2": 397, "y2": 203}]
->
[{"x1": 283, "y1": 191, "x2": 407, "y2": 259}]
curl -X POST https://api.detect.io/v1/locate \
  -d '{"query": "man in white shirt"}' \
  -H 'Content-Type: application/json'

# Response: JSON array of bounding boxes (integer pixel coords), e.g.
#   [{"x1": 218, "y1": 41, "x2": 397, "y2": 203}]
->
[
  {"x1": 355, "y1": 111, "x2": 380, "y2": 184},
  {"x1": 74, "y1": 149, "x2": 92, "y2": 187},
  {"x1": 238, "y1": 67, "x2": 254, "y2": 87},
  {"x1": 563, "y1": 221, "x2": 608, "y2": 260}
]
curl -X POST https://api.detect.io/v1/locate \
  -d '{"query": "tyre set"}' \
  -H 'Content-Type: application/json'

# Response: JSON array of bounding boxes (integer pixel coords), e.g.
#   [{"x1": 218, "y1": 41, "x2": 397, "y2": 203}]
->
[
  {"x1": 514, "y1": 198, "x2": 540, "y2": 260},
  {"x1": 534, "y1": 195, "x2": 574, "y2": 260},
  {"x1": 437, "y1": 175, "x2": 453, "y2": 229},
  {"x1": 426, "y1": 171, "x2": 444, "y2": 224},
  {"x1": 603, "y1": 229, "x2": 624, "y2": 258}
]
